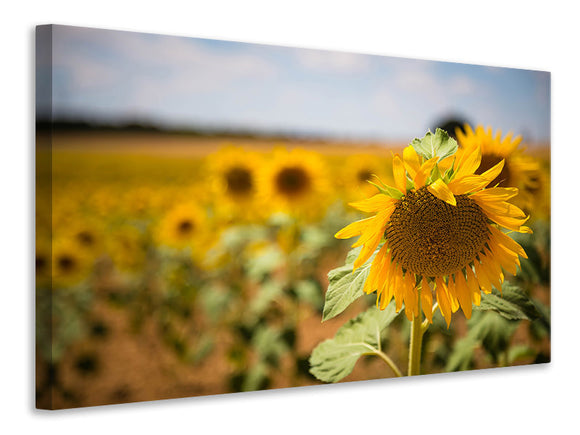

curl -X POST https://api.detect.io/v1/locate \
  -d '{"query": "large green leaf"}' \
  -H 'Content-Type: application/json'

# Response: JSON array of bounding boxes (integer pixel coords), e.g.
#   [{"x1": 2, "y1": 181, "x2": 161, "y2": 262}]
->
[
  {"x1": 322, "y1": 246, "x2": 377, "y2": 321},
  {"x1": 411, "y1": 128, "x2": 458, "y2": 161},
  {"x1": 475, "y1": 283, "x2": 541, "y2": 321},
  {"x1": 309, "y1": 304, "x2": 398, "y2": 383}
]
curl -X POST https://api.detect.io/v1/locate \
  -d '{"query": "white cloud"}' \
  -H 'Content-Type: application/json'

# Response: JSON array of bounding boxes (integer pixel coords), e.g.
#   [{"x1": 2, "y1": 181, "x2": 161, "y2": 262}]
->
[
  {"x1": 52, "y1": 25, "x2": 279, "y2": 102},
  {"x1": 294, "y1": 48, "x2": 370, "y2": 73}
]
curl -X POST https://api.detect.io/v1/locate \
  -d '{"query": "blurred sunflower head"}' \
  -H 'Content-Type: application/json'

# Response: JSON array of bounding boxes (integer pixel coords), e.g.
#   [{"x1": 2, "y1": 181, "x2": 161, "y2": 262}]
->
[
  {"x1": 207, "y1": 145, "x2": 265, "y2": 222},
  {"x1": 258, "y1": 147, "x2": 331, "y2": 219},
  {"x1": 339, "y1": 153, "x2": 392, "y2": 200},
  {"x1": 155, "y1": 202, "x2": 213, "y2": 265},
  {"x1": 35, "y1": 236, "x2": 52, "y2": 287},
  {"x1": 64, "y1": 218, "x2": 105, "y2": 258},
  {"x1": 456, "y1": 124, "x2": 542, "y2": 211},
  {"x1": 336, "y1": 129, "x2": 531, "y2": 326},
  {"x1": 52, "y1": 238, "x2": 92, "y2": 287}
]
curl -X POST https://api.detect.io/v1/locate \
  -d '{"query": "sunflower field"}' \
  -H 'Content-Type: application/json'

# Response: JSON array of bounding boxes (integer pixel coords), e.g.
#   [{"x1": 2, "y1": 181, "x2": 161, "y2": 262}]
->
[{"x1": 35, "y1": 126, "x2": 551, "y2": 409}]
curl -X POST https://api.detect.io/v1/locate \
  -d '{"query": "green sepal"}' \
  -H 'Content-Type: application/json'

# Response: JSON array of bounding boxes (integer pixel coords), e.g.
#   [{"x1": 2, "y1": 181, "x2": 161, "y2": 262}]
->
[{"x1": 367, "y1": 178, "x2": 404, "y2": 200}]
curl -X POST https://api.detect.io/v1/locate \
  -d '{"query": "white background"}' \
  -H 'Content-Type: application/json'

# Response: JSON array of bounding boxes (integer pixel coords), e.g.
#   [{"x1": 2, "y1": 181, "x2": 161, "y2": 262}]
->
[{"x1": 1, "y1": 1, "x2": 577, "y2": 434}]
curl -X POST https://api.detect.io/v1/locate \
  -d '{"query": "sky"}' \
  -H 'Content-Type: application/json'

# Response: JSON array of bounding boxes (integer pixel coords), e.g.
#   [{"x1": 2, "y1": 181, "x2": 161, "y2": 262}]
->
[{"x1": 38, "y1": 24, "x2": 551, "y2": 143}]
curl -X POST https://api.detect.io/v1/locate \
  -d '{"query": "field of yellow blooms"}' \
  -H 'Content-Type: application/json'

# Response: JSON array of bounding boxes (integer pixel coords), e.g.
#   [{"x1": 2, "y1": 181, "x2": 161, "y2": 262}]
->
[{"x1": 35, "y1": 130, "x2": 551, "y2": 409}]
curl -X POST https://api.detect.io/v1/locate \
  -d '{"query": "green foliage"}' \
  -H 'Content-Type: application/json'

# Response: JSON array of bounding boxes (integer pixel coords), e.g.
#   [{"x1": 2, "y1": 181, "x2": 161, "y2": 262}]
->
[
  {"x1": 245, "y1": 245, "x2": 285, "y2": 282},
  {"x1": 475, "y1": 283, "x2": 541, "y2": 321},
  {"x1": 322, "y1": 246, "x2": 378, "y2": 322},
  {"x1": 411, "y1": 128, "x2": 458, "y2": 161},
  {"x1": 309, "y1": 304, "x2": 399, "y2": 383},
  {"x1": 293, "y1": 279, "x2": 323, "y2": 309},
  {"x1": 446, "y1": 281, "x2": 547, "y2": 371}
]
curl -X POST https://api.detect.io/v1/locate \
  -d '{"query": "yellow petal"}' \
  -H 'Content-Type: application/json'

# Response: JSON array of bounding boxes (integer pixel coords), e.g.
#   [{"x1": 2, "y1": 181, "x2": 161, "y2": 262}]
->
[
  {"x1": 453, "y1": 272, "x2": 472, "y2": 319},
  {"x1": 421, "y1": 277, "x2": 433, "y2": 324},
  {"x1": 427, "y1": 178, "x2": 456, "y2": 206},
  {"x1": 446, "y1": 276, "x2": 460, "y2": 313},
  {"x1": 413, "y1": 156, "x2": 439, "y2": 188},
  {"x1": 438, "y1": 154, "x2": 455, "y2": 173},
  {"x1": 473, "y1": 260, "x2": 493, "y2": 294},
  {"x1": 363, "y1": 244, "x2": 389, "y2": 294},
  {"x1": 489, "y1": 226, "x2": 528, "y2": 259},
  {"x1": 353, "y1": 229, "x2": 383, "y2": 269},
  {"x1": 471, "y1": 187, "x2": 519, "y2": 202},
  {"x1": 334, "y1": 217, "x2": 373, "y2": 239},
  {"x1": 392, "y1": 155, "x2": 407, "y2": 194},
  {"x1": 349, "y1": 194, "x2": 397, "y2": 213},
  {"x1": 465, "y1": 266, "x2": 481, "y2": 306},
  {"x1": 403, "y1": 145, "x2": 421, "y2": 178},
  {"x1": 454, "y1": 146, "x2": 481, "y2": 179},
  {"x1": 480, "y1": 159, "x2": 505, "y2": 185},
  {"x1": 480, "y1": 249, "x2": 504, "y2": 292},
  {"x1": 447, "y1": 175, "x2": 489, "y2": 195},
  {"x1": 435, "y1": 277, "x2": 452, "y2": 327}
]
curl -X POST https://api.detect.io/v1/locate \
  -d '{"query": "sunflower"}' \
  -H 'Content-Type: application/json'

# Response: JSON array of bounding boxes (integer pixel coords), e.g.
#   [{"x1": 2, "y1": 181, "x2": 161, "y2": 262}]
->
[
  {"x1": 62, "y1": 217, "x2": 105, "y2": 259},
  {"x1": 52, "y1": 238, "x2": 93, "y2": 287},
  {"x1": 339, "y1": 153, "x2": 392, "y2": 201},
  {"x1": 257, "y1": 147, "x2": 331, "y2": 220},
  {"x1": 155, "y1": 202, "x2": 211, "y2": 264},
  {"x1": 335, "y1": 130, "x2": 531, "y2": 326},
  {"x1": 207, "y1": 145, "x2": 264, "y2": 223},
  {"x1": 455, "y1": 124, "x2": 542, "y2": 213}
]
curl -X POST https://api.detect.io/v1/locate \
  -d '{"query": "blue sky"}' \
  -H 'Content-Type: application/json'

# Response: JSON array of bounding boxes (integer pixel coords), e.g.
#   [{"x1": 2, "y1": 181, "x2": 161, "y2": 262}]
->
[{"x1": 42, "y1": 25, "x2": 551, "y2": 143}]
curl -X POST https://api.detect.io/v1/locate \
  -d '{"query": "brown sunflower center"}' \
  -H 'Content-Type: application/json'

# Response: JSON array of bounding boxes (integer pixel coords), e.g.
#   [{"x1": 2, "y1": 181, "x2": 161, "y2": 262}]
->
[
  {"x1": 385, "y1": 187, "x2": 489, "y2": 276},
  {"x1": 477, "y1": 153, "x2": 510, "y2": 187},
  {"x1": 275, "y1": 167, "x2": 311, "y2": 196},
  {"x1": 57, "y1": 255, "x2": 77, "y2": 273},
  {"x1": 177, "y1": 219, "x2": 194, "y2": 235},
  {"x1": 77, "y1": 230, "x2": 95, "y2": 246},
  {"x1": 225, "y1": 167, "x2": 253, "y2": 195},
  {"x1": 36, "y1": 255, "x2": 47, "y2": 274},
  {"x1": 357, "y1": 169, "x2": 373, "y2": 183}
]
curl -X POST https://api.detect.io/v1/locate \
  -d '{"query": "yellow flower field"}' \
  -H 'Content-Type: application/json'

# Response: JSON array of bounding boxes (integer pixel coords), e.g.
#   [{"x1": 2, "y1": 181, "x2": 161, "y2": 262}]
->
[{"x1": 35, "y1": 128, "x2": 551, "y2": 409}]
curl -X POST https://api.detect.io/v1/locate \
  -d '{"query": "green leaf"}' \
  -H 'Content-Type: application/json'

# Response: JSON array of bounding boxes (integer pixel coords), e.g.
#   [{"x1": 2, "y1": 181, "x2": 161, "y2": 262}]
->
[
  {"x1": 411, "y1": 128, "x2": 458, "y2": 161},
  {"x1": 309, "y1": 304, "x2": 399, "y2": 383},
  {"x1": 475, "y1": 283, "x2": 541, "y2": 321},
  {"x1": 322, "y1": 246, "x2": 379, "y2": 322}
]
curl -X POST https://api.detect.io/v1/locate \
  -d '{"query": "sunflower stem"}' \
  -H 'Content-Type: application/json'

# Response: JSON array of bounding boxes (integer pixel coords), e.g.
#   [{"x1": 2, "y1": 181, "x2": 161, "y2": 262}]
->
[{"x1": 408, "y1": 292, "x2": 424, "y2": 376}]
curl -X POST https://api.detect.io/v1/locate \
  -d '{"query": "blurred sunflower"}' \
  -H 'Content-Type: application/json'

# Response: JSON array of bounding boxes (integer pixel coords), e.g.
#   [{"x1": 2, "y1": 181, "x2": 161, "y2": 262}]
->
[
  {"x1": 35, "y1": 236, "x2": 52, "y2": 288},
  {"x1": 52, "y1": 238, "x2": 93, "y2": 287},
  {"x1": 64, "y1": 218, "x2": 105, "y2": 258},
  {"x1": 339, "y1": 153, "x2": 392, "y2": 201},
  {"x1": 455, "y1": 124, "x2": 542, "y2": 212},
  {"x1": 257, "y1": 147, "x2": 332, "y2": 220},
  {"x1": 155, "y1": 203, "x2": 211, "y2": 264},
  {"x1": 336, "y1": 132, "x2": 531, "y2": 326},
  {"x1": 207, "y1": 145, "x2": 264, "y2": 222}
]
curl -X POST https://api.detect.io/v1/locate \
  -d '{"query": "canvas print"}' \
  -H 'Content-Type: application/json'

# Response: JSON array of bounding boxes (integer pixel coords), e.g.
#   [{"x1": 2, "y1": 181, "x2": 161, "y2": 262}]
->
[{"x1": 35, "y1": 24, "x2": 551, "y2": 410}]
